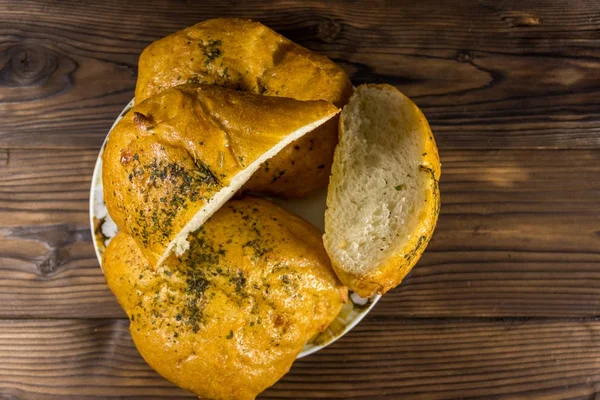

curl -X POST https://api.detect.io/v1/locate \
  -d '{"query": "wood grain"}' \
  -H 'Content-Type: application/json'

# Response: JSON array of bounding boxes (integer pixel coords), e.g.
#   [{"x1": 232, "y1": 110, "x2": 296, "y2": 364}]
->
[
  {"x1": 0, "y1": 149, "x2": 123, "y2": 318},
  {"x1": 3, "y1": 1, "x2": 600, "y2": 398},
  {"x1": 1, "y1": 148, "x2": 599, "y2": 319},
  {"x1": 2, "y1": 318, "x2": 600, "y2": 399},
  {"x1": 0, "y1": 149, "x2": 94, "y2": 226},
  {"x1": 1, "y1": 0, "x2": 600, "y2": 149}
]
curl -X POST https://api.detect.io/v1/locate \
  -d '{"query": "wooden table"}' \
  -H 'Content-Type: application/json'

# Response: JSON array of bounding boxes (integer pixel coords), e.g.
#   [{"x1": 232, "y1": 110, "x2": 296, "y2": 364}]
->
[{"x1": 2, "y1": 0, "x2": 600, "y2": 398}]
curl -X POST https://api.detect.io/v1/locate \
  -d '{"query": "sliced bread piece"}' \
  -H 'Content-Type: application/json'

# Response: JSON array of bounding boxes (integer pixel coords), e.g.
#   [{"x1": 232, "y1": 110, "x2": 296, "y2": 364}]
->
[
  {"x1": 324, "y1": 84, "x2": 440, "y2": 297},
  {"x1": 136, "y1": 18, "x2": 353, "y2": 198},
  {"x1": 103, "y1": 84, "x2": 338, "y2": 267}
]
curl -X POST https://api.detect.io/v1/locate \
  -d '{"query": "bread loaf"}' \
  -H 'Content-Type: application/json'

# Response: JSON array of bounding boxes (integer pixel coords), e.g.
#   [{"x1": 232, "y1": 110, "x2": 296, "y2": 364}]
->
[{"x1": 103, "y1": 198, "x2": 346, "y2": 400}]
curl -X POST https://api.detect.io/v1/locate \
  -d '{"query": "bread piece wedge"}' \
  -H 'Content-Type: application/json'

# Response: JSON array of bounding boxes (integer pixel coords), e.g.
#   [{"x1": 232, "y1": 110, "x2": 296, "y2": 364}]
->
[
  {"x1": 324, "y1": 84, "x2": 440, "y2": 297},
  {"x1": 136, "y1": 18, "x2": 353, "y2": 198},
  {"x1": 103, "y1": 84, "x2": 338, "y2": 267}
]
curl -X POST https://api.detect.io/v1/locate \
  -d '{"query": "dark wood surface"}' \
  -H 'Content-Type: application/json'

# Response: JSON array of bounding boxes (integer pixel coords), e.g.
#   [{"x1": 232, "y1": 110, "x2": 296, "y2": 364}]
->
[
  {"x1": 4, "y1": 318, "x2": 600, "y2": 399},
  {"x1": 1, "y1": 0, "x2": 600, "y2": 398}
]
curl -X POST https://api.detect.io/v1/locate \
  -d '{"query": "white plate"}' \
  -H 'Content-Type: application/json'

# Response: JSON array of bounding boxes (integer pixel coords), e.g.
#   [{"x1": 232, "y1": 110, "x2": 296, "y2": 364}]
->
[{"x1": 89, "y1": 98, "x2": 380, "y2": 358}]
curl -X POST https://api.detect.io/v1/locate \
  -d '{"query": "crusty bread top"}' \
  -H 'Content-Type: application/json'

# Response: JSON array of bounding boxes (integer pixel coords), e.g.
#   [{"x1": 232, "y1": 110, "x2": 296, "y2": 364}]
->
[
  {"x1": 324, "y1": 84, "x2": 440, "y2": 297},
  {"x1": 136, "y1": 18, "x2": 352, "y2": 107},
  {"x1": 135, "y1": 18, "x2": 353, "y2": 198},
  {"x1": 103, "y1": 84, "x2": 338, "y2": 266},
  {"x1": 103, "y1": 198, "x2": 345, "y2": 400}
]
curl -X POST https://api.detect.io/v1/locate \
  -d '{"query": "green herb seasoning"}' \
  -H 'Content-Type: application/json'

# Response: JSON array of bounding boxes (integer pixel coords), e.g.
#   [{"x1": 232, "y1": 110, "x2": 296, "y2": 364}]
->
[
  {"x1": 129, "y1": 156, "x2": 221, "y2": 246},
  {"x1": 404, "y1": 235, "x2": 427, "y2": 262},
  {"x1": 176, "y1": 229, "x2": 235, "y2": 333},
  {"x1": 184, "y1": 270, "x2": 209, "y2": 333},
  {"x1": 194, "y1": 159, "x2": 219, "y2": 185},
  {"x1": 243, "y1": 239, "x2": 270, "y2": 258},
  {"x1": 200, "y1": 39, "x2": 223, "y2": 64},
  {"x1": 230, "y1": 271, "x2": 247, "y2": 293},
  {"x1": 270, "y1": 169, "x2": 286, "y2": 183}
]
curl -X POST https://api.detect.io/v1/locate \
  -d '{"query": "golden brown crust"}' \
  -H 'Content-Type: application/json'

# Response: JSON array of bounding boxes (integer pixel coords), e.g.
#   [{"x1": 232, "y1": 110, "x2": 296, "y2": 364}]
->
[
  {"x1": 103, "y1": 197, "x2": 346, "y2": 400},
  {"x1": 329, "y1": 84, "x2": 441, "y2": 298},
  {"x1": 136, "y1": 18, "x2": 353, "y2": 197},
  {"x1": 102, "y1": 84, "x2": 338, "y2": 265},
  {"x1": 244, "y1": 117, "x2": 340, "y2": 197}
]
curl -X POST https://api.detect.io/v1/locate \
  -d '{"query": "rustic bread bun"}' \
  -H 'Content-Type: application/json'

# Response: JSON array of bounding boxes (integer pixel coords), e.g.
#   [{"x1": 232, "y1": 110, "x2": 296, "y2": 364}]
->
[
  {"x1": 103, "y1": 197, "x2": 346, "y2": 400},
  {"x1": 136, "y1": 18, "x2": 353, "y2": 197},
  {"x1": 324, "y1": 84, "x2": 441, "y2": 297},
  {"x1": 103, "y1": 84, "x2": 338, "y2": 266}
]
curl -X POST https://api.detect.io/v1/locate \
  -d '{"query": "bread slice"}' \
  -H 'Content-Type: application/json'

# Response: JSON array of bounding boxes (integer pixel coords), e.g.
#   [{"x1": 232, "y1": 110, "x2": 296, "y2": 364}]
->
[
  {"x1": 324, "y1": 84, "x2": 440, "y2": 297},
  {"x1": 103, "y1": 84, "x2": 338, "y2": 267}
]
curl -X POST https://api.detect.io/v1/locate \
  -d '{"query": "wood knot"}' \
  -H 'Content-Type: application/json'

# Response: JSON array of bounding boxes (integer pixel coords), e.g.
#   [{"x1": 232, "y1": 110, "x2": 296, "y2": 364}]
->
[
  {"x1": 7, "y1": 224, "x2": 91, "y2": 276},
  {"x1": 456, "y1": 50, "x2": 475, "y2": 63},
  {"x1": 39, "y1": 248, "x2": 59, "y2": 275},
  {"x1": 502, "y1": 12, "x2": 542, "y2": 27},
  {"x1": 317, "y1": 19, "x2": 341, "y2": 43},
  {"x1": 1, "y1": 43, "x2": 58, "y2": 86}
]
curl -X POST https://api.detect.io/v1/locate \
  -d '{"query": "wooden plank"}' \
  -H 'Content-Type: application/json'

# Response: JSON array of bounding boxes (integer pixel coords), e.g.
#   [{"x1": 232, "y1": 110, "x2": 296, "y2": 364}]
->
[
  {"x1": 1, "y1": 0, "x2": 600, "y2": 149},
  {"x1": 1, "y1": 148, "x2": 600, "y2": 318},
  {"x1": 372, "y1": 149, "x2": 600, "y2": 318},
  {"x1": 1, "y1": 318, "x2": 600, "y2": 399},
  {"x1": 0, "y1": 149, "x2": 123, "y2": 318},
  {"x1": 0, "y1": 149, "x2": 95, "y2": 226}
]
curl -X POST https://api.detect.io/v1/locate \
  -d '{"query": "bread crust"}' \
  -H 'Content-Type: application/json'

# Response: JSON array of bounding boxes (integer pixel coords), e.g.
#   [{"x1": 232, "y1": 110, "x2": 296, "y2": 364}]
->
[
  {"x1": 136, "y1": 18, "x2": 353, "y2": 197},
  {"x1": 103, "y1": 198, "x2": 346, "y2": 400},
  {"x1": 103, "y1": 84, "x2": 338, "y2": 265},
  {"x1": 325, "y1": 84, "x2": 441, "y2": 297}
]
